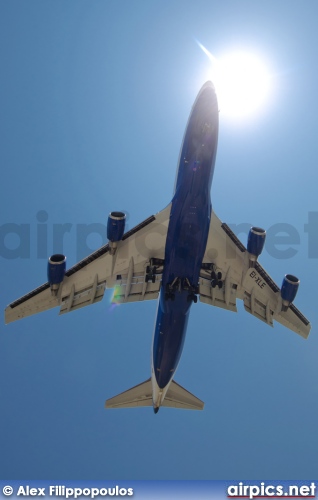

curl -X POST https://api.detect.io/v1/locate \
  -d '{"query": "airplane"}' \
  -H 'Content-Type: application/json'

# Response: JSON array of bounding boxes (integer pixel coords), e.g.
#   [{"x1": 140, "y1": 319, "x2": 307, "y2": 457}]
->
[{"x1": 5, "y1": 81, "x2": 311, "y2": 413}]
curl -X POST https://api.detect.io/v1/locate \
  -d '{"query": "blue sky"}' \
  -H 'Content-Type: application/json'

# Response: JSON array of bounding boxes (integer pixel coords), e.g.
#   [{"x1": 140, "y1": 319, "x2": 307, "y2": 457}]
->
[{"x1": 1, "y1": 0, "x2": 318, "y2": 480}]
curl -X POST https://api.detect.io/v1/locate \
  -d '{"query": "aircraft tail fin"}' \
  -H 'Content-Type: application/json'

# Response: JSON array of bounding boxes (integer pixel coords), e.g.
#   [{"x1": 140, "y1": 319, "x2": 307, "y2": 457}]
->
[{"x1": 105, "y1": 378, "x2": 204, "y2": 410}]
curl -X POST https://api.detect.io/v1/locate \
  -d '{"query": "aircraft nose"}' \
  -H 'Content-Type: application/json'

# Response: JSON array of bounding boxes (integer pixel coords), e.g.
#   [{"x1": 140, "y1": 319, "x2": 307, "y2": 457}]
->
[{"x1": 153, "y1": 406, "x2": 159, "y2": 414}]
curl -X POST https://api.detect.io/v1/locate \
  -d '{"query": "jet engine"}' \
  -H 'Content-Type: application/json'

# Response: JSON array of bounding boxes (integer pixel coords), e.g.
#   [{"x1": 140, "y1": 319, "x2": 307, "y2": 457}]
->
[
  {"x1": 281, "y1": 274, "x2": 299, "y2": 311},
  {"x1": 47, "y1": 254, "x2": 66, "y2": 295},
  {"x1": 247, "y1": 227, "x2": 266, "y2": 267},
  {"x1": 107, "y1": 211, "x2": 126, "y2": 254}
]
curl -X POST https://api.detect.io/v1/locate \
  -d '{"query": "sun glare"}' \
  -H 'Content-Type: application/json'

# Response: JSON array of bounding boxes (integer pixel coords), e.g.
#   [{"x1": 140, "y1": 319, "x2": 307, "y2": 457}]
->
[{"x1": 197, "y1": 42, "x2": 272, "y2": 120}]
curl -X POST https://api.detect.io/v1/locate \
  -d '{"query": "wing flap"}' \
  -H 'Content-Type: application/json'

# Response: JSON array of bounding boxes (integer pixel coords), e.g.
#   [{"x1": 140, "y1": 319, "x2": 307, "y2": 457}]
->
[
  {"x1": 5, "y1": 205, "x2": 171, "y2": 324},
  {"x1": 243, "y1": 291, "x2": 274, "y2": 327},
  {"x1": 201, "y1": 209, "x2": 311, "y2": 338},
  {"x1": 112, "y1": 273, "x2": 162, "y2": 304},
  {"x1": 199, "y1": 277, "x2": 238, "y2": 312},
  {"x1": 59, "y1": 277, "x2": 106, "y2": 315}
]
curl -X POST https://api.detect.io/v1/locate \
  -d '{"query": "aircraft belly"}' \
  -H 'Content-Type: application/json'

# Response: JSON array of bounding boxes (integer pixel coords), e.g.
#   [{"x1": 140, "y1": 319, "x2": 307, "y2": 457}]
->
[
  {"x1": 151, "y1": 81, "x2": 219, "y2": 392},
  {"x1": 164, "y1": 209, "x2": 210, "y2": 283},
  {"x1": 153, "y1": 291, "x2": 190, "y2": 388}
]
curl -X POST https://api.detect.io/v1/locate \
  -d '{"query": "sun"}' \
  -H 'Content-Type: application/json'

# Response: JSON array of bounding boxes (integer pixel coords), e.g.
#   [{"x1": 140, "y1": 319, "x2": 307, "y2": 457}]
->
[{"x1": 197, "y1": 42, "x2": 272, "y2": 120}]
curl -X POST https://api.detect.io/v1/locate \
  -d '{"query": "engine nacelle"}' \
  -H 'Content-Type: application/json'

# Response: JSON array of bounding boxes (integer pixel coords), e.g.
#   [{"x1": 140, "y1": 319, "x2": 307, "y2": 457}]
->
[
  {"x1": 107, "y1": 212, "x2": 126, "y2": 254},
  {"x1": 247, "y1": 227, "x2": 266, "y2": 267},
  {"x1": 47, "y1": 254, "x2": 66, "y2": 295},
  {"x1": 281, "y1": 274, "x2": 299, "y2": 311}
]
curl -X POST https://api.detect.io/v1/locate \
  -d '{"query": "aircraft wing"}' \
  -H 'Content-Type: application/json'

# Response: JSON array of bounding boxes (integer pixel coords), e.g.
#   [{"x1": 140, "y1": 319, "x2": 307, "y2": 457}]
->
[
  {"x1": 5, "y1": 204, "x2": 171, "y2": 324},
  {"x1": 199, "y1": 210, "x2": 311, "y2": 339}
]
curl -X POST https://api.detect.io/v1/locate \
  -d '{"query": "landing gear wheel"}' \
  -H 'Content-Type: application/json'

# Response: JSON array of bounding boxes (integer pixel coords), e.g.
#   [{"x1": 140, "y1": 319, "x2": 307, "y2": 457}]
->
[
  {"x1": 187, "y1": 294, "x2": 198, "y2": 303},
  {"x1": 165, "y1": 292, "x2": 175, "y2": 301},
  {"x1": 145, "y1": 265, "x2": 156, "y2": 283}
]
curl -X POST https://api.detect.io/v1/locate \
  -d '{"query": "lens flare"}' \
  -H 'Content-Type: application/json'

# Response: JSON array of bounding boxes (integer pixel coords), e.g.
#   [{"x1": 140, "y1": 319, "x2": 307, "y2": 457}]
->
[
  {"x1": 108, "y1": 302, "x2": 119, "y2": 313},
  {"x1": 108, "y1": 285, "x2": 122, "y2": 311}
]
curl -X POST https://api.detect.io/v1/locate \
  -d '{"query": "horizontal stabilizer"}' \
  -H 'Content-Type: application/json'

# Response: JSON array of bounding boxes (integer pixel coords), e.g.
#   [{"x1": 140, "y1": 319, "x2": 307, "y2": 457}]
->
[
  {"x1": 105, "y1": 378, "x2": 204, "y2": 410},
  {"x1": 162, "y1": 380, "x2": 204, "y2": 410},
  {"x1": 105, "y1": 378, "x2": 153, "y2": 409}
]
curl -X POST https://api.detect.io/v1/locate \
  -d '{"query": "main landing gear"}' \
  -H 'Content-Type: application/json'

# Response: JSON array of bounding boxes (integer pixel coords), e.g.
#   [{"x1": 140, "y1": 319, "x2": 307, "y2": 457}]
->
[
  {"x1": 145, "y1": 265, "x2": 156, "y2": 283},
  {"x1": 145, "y1": 258, "x2": 164, "y2": 283},
  {"x1": 201, "y1": 263, "x2": 223, "y2": 289},
  {"x1": 164, "y1": 277, "x2": 179, "y2": 301},
  {"x1": 211, "y1": 270, "x2": 223, "y2": 289},
  {"x1": 164, "y1": 278, "x2": 198, "y2": 303}
]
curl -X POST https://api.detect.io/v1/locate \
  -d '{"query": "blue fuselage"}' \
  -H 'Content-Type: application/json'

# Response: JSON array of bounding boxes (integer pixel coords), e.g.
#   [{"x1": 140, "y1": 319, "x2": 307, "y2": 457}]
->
[{"x1": 152, "y1": 82, "x2": 219, "y2": 389}]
